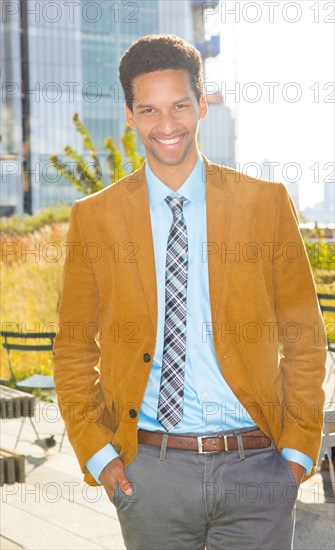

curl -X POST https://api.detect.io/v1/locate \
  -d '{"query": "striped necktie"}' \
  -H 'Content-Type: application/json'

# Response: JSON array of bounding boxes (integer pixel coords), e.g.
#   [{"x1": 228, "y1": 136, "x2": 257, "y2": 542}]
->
[{"x1": 157, "y1": 195, "x2": 188, "y2": 431}]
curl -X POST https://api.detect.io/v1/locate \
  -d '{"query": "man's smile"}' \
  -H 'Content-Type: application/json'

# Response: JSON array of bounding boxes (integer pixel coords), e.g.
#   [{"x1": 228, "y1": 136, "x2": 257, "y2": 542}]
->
[{"x1": 152, "y1": 132, "x2": 187, "y2": 148}]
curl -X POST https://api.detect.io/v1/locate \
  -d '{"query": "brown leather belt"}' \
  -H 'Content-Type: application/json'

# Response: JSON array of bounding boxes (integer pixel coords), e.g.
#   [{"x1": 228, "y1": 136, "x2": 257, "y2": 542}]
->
[{"x1": 138, "y1": 428, "x2": 271, "y2": 454}]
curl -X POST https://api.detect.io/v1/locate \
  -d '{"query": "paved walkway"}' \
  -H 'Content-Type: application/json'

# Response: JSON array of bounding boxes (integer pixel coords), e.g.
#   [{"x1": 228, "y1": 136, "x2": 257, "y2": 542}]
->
[{"x1": 0, "y1": 355, "x2": 334, "y2": 550}]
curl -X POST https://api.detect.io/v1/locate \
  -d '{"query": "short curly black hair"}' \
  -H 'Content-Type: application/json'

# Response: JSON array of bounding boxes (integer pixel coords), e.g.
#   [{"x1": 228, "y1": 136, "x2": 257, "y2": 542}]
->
[{"x1": 119, "y1": 34, "x2": 204, "y2": 112}]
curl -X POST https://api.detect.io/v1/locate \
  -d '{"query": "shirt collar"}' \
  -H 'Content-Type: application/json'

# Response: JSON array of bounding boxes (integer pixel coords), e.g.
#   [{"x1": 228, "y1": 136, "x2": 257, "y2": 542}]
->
[{"x1": 145, "y1": 152, "x2": 205, "y2": 210}]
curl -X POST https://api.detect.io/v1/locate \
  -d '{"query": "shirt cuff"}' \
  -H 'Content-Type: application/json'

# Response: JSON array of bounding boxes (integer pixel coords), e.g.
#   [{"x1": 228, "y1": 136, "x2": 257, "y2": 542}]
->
[
  {"x1": 86, "y1": 443, "x2": 120, "y2": 484},
  {"x1": 281, "y1": 448, "x2": 313, "y2": 475}
]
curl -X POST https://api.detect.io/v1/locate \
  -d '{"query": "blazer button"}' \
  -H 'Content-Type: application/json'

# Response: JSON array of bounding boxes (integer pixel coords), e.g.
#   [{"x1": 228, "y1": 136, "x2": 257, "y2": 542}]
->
[
  {"x1": 143, "y1": 353, "x2": 151, "y2": 363},
  {"x1": 129, "y1": 408, "x2": 137, "y2": 418}
]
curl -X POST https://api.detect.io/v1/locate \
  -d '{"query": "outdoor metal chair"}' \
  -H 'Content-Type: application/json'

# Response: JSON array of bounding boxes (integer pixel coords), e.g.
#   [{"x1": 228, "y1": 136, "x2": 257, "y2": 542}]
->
[
  {"x1": 319, "y1": 406, "x2": 335, "y2": 496},
  {"x1": 317, "y1": 293, "x2": 335, "y2": 401},
  {"x1": 0, "y1": 331, "x2": 66, "y2": 451}
]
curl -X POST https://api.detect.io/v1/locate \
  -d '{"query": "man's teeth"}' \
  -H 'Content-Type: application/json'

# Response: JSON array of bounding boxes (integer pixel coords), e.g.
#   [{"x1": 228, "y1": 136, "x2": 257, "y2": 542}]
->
[{"x1": 155, "y1": 135, "x2": 184, "y2": 144}]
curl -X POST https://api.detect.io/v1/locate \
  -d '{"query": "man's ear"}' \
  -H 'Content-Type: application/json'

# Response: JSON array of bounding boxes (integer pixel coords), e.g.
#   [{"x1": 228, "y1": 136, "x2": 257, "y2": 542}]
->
[
  {"x1": 125, "y1": 104, "x2": 135, "y2": 128},
  {"x1": 199, "y1": 93, "x2": 208, "y2": 121}
]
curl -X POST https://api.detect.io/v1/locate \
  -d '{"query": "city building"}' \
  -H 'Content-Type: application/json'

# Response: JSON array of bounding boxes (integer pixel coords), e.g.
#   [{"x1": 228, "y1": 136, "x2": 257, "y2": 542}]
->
[
  {"x1": 260, "y1": 158, "x2": 301, "y2": 213},
  {"x1": 0, "y1": 5, "x2": 24, "y2": 215},
  {"x1": 1, "y1": 0, "x2": 235, "y2": 215},
  {"x1": 302, "y1": 180, "x2": 335, "y2": 225}
]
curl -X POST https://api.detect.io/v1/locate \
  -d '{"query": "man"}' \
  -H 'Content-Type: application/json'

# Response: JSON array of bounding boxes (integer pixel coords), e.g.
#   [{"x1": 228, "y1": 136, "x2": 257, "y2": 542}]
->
[{"x1": 54, "y1": 35, "x2": 326, "y2": 549}]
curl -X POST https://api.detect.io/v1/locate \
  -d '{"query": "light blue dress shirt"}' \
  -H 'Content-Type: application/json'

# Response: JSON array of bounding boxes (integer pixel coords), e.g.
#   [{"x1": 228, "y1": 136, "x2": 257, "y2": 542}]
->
[{"x1": 86, "y1": 153, "x2": 313, "y2": 483}]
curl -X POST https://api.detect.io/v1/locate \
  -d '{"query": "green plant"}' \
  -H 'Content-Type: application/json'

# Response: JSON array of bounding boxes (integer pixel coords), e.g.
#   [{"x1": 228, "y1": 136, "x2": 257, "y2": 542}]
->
[
  {"x1": 50, "y1": 113, "x2": 144, "y2": 196},
  {"x1": 305, "y1": 241, "x2": 335, "y2": 271},
  {"x1": 32, "y1": 388, "x2": 54, "y2": 403},
  {"x1": 0, "y1": 204, "x2": 70, "y2": 236}
]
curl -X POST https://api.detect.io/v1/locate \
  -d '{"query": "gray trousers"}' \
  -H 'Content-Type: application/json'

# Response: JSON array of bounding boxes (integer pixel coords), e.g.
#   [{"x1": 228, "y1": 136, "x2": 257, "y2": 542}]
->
[{"x1": 112, "y1": 430, "x2": 298, "y2": 550}]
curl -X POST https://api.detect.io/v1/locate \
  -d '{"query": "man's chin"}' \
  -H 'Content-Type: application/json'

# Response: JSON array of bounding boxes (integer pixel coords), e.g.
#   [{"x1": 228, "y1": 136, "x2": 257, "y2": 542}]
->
[{"x1": 149, "y1": 148, "x2": 190, "y2": 167}]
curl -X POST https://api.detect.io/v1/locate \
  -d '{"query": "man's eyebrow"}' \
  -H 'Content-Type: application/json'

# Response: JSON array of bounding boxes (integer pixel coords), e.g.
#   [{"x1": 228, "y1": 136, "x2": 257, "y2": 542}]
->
[{"x1": 135, "y1": 96, "x2": 192, "y2": 110}]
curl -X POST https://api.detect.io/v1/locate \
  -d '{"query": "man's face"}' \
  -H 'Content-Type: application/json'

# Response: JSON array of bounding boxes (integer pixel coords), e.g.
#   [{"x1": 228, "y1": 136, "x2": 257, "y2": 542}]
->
[{"x1": 125, "y1": 69, "x2": 207, "y2": 169}]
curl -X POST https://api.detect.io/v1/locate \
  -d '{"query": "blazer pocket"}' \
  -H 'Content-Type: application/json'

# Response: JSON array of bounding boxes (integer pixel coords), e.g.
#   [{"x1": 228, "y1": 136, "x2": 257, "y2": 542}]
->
[{"x1": 100, "y1": 400, "x2": 118, "y2": 433}]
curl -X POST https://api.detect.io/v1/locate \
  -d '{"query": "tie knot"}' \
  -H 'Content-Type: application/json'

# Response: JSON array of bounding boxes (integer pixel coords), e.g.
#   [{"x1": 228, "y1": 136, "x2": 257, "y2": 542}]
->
[{"x1": 165, "y1": 195, "x2": 186, "y2": 219}]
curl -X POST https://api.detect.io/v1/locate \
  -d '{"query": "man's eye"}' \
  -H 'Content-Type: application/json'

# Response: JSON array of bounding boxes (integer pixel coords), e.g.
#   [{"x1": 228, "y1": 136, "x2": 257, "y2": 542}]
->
[
  {"x1": 141, "y1": 108, "x2": 154, "y2": 113},
  {"x1": 176, "y1": 103, "x2": 187, "y2": 109}
]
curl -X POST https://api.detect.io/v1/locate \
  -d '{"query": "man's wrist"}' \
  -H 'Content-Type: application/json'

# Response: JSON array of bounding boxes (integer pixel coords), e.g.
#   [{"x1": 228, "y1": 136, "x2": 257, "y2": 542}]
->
[
  {"x1": 86, "y1": 443, "x2": 120, "y2": 484},
  {"x1": 281, "y1": 448, "x2": 313, "y2": 475}
]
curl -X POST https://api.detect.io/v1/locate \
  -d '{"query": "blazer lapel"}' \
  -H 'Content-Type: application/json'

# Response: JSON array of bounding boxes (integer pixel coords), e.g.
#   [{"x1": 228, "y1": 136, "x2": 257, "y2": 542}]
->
[
  {"x1": 202, "y1": 154, "x2": 233, "y2": 323},
  {"x1": 121, "y1": 162, "x2": 158, "y2": 337}
]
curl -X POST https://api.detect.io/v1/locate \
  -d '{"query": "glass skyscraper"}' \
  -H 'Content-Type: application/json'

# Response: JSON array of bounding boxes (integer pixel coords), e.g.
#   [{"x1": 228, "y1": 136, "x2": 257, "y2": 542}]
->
[{"x1": 1, "y1": 0, "x2": 234, "y2": 214}]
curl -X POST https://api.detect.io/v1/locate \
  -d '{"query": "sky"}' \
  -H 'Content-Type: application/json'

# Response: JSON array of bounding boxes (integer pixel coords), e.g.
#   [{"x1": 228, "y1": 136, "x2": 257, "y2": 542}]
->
[{"x1": 204, "y1": 0, "x2": 334, "y2": 209}]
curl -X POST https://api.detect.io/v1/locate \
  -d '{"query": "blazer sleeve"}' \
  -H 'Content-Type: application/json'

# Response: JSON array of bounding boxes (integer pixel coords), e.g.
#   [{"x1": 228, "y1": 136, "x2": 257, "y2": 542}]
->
[
  {"x1": 273, "y1": 183, "x2": 327, "y2": 465},
  {"x1": 53, "y1": 200, "x2": 114, "y2": 472}
]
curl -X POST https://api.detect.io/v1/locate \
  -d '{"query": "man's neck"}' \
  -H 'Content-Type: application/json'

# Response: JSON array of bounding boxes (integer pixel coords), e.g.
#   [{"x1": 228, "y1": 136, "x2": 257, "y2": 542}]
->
[{"x1": 147, "y1": 152, "x2": 200, "y2": 191}]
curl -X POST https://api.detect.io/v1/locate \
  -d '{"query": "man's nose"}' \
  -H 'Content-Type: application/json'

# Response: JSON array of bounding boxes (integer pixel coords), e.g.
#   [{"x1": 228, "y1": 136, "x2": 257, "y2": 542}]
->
[{"x1": 157, "y1": 113, "x2": 179, "y2": 135}]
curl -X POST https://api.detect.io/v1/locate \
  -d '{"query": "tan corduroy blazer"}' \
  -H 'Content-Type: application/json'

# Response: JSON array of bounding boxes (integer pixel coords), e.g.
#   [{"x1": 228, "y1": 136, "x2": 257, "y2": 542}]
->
[{"x1": 53, "y1": 153, "x2": 327, "y2": 486}]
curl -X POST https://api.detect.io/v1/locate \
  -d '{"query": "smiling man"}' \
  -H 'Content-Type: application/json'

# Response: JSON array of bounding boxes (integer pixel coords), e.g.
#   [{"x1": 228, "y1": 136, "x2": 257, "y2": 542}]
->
[
  {"x1": 125, "y1": 68, "x2": 207, "y2": 188},
  {"x1": 54, "y1": 35, "x2": 326, "y2": 550}
]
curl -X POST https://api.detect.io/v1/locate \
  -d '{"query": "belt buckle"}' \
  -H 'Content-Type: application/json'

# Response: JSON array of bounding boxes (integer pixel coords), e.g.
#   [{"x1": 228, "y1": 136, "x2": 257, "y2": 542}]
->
[{"x1": 197, "y1": 434, "x2": 228, "y2": 454}]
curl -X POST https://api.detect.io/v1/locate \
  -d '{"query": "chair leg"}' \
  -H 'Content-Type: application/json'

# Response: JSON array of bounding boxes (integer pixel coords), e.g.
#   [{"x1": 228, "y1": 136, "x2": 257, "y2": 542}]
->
[
  {"x1": 325, "y1": 353, "x2": 335, "y2": 402},
  {"x1": 326, "y1": 447, "x2": 335, "y2": 496},
  {"x1": 14, "y1": 419, "x2": 25, "y2": 449},
  {"x1": 28, "y1": 416, "x2": 42, "y2": 443},
  {"x1": 14, "y1": 417, "x2": 42, "y2": 449},
  {"x1": 59, "y1": 427, "x2": 66, "y2": 452}
]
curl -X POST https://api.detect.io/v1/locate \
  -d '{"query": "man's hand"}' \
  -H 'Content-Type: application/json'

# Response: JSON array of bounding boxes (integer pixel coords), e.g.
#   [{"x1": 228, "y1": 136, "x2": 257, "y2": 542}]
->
[
  {"x1": 286, "y1": 460, "x2": 306, "y2": 485},
  {"x1": 100, "y1": 457, "x2": 134, "y2": 501}
]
